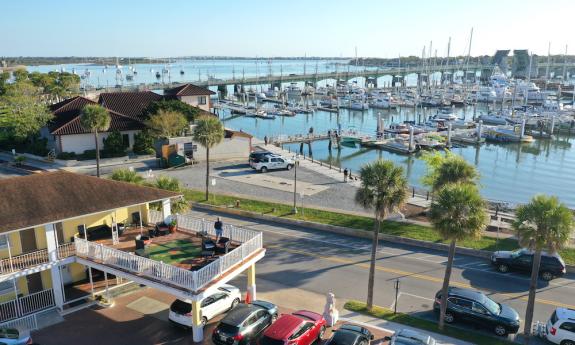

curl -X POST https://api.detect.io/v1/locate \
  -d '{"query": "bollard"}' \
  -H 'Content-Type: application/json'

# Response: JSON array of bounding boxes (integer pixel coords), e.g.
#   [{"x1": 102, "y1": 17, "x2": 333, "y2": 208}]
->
[
  {"x1": 320, "y1": 161, "x2": 323, "y2": 166},
  {"x1": 412, "y1": 187, "x2": 415, "y2": 198},
  {"x1": 426, "y1": 191, "x2": 429, "y2": 200}
]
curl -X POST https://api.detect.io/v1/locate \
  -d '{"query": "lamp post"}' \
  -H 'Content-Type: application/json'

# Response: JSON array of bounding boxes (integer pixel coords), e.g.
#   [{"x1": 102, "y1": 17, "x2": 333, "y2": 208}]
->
[{"x1": 293, "y1": 155, "x2": 299, "y2": 214}]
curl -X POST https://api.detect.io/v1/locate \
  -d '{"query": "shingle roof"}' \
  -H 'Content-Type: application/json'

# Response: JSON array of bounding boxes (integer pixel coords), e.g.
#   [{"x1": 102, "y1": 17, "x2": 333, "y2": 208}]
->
[
  {"x1": 0, "y1": 171, "x2": 181, "y2": 233},
  {"x1": 98, "y1": 91, "x2": 163, "y2": 120},
  {"x1": 164, "y1": 83, "x2": 215, "y2": 97},
  {"x1": 48, "y1": 96, "x2": 146, "y2": 135}
]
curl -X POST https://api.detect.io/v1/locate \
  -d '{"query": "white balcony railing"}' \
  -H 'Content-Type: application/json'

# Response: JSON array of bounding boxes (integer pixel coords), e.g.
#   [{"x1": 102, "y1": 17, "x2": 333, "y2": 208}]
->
[
  {"x1": 0, "y1": 313, "x2": 39, "y2": 332},
  {"x1": 57, "y1": 242, "x2": 76, "y2": 259},
  {"x1": 76, "y1": 213, "x2": 264, "y2": 292},
  {"x1": 0, "y1": 288, "x2": 55, "y2": 323},
  {"x1": 0, "y1": 243, "x2": 76, "y2": 276}
]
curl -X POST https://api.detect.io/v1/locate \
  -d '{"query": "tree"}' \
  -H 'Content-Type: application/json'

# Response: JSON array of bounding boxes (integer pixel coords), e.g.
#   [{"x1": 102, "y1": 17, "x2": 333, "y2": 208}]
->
[
  {"x1": 192, "y1": 115, "x2": 224, "y2": 200},
  {"x1": 144, "y1": 99, "x2": 201, "y2": 122},
  {"x1": 421, "y1": 151, "x2": 479, "y2": 192},
  {"x1": 103, "y1": 130, "x2": 126, "y2": 156},
  {"x1": 152, "y1": 176, "x2": 189, "y2": 214},
  {"x1": 513, "y1": 195, "x2": 574, "y2": 344},
  {"x1": 110, "y1": 168, "x2": 144, "y2": 184},
  {"x1": 355, "y1": 160, "x2": 408, "y2": 310},
  {"x1": 146, "y1": 110, "x2": 188, "y2": 138},
  {"x1": 133, "y1": 129, "x2": 156, "y2": 155},
  {"x1": 0, "y1": 81, "x2": 53, "y2": 142},
  {"x1": 429, "y1": 183, "x2": 488, "y2": 330},
  {"x1": 80, "y1": 104, "x2": 110, "y2": 178},
  {"x1": 12, "y1": 68, "x2": 28, "y2": 83}
]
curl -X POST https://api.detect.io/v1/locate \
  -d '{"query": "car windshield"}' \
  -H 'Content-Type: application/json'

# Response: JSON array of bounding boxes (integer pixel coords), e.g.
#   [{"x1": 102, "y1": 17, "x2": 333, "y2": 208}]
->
[
  {"x1": 511, "y1": 249, "x2": 527, "y2": 258},
  {"x1": 482, "y1": 296, "x2": 501, "y2": 315}
]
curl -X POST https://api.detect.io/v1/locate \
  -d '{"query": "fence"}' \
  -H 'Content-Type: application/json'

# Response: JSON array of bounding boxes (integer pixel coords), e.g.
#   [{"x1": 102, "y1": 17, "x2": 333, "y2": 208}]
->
[
  {"x1": 0, "y1": 313, "x2": 39, "y2": 332},
  {"x1": 0, "y1": 243, "x2": 77, "y2": 276},
  {"x1": 0, "y1": 288, "x2": 55, "y2": 323},
  {"x1": 78, "y1": 212, "x2": 264, "y2": 291}
]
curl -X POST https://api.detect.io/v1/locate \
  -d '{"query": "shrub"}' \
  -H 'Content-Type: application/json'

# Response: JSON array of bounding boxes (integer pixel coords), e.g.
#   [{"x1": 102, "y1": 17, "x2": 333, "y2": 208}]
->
[
  {"x1": 56, "y1": 151, "x2": 77, "y2": 160},
  {"x1": 133, "y1": 130, "x2": 156, "y2": 155},
  {"x1": 103, "y1": 130, "x2": 126, "y2": 156}
]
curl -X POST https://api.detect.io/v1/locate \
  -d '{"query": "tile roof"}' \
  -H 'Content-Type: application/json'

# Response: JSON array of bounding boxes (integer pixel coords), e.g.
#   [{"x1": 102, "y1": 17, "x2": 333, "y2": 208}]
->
[
  {"x1": 164, "y1": 83, "x2": 215, "y2": 97},
  {"x1": 98, "y1": 91, "x2": 163, "y2": 120},
  {"x1": 0, "y1": 171, "x2": 181, "y2": 233},
  {"x1": 48, "y1": 96, "x2": 146, "y2": 135}
]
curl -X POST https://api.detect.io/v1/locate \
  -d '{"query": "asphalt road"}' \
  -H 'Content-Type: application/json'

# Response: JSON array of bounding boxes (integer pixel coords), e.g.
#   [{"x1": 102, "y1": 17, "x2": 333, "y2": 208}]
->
[{"x1": 191, "y1": 209, "x2": 575, "y2": 340}]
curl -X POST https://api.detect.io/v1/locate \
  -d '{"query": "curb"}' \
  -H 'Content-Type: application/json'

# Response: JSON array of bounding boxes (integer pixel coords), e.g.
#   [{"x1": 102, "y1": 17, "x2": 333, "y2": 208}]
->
[{"x1": 192, "y1": 202, "x2": 575, "y2": 273}]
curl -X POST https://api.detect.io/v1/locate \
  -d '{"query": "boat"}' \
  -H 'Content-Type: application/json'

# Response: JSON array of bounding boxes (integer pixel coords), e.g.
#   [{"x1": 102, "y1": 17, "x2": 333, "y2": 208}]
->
[
  {"x1": 515, "y1": 81, "x2": 544, "y2": 103},
  {"x1": 246, "y1": 110, "x2": 275, "y2": 119},
  {"x1": 477, "y1": 113, "x2": 508, "y2": 125},
  {"x1": 286, "y1": 83, "x2": 302, "y2": 97},
  {"x1": 416, "y1": 134, "x2": 446, "y2": 150},
  {"x1": 362, "y1": 137, "x2": 418, "y2": 154},
  {"x1": 475, "y1": 86, "x2": 497, "y2": 102},
  {"x1": 433, "y1": 108, "x2": 459, "y2": 121},
  {"x1": 267, "y1": 109, "x2": 295, "y2": 117},
  {"x1": 385, "y1": 123, "x2": 426, "y2": 135},
  {"x1": 483, "y1": 126, "x2": 534, "y2": 143}
]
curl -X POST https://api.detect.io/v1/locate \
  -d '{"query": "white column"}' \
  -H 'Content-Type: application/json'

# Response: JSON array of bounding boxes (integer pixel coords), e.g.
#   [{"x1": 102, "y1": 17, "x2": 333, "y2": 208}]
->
[
  {"x1": 45, "y1": 223, "x2": 64, "y2": 310},
  {"x1": 191, "y1": 299, "x2": 204, "y2": 342},
  {"x1": 247, "y1": 264, "x2": 257, "y2": 302},
  {"x1": 161, "y1": 198, "x2": 172, "y2": 223}
]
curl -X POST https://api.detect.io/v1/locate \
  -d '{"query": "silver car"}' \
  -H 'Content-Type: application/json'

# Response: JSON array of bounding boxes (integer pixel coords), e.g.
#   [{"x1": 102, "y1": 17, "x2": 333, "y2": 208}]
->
[{"x1": 0, "y1": 328, "x2": 33, "y2": 345}]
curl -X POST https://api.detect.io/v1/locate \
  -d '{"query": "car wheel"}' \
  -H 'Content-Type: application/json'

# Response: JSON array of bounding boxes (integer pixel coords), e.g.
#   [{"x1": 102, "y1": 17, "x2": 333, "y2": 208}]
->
[
  {"x1": 560, "y1": 340, "x2": 575, "y2": 345},
  {"x1": 494, "y1": 324, "x2": 507, "y2": 336},
  {"x1": 444, "y1": 312, "x2": 455, "y2": 323},
  {"x1": 201, "y1": 317, "x2": 208, "y2": 327},
  {"x1": 541, "y1": 271, "x2": 554, "y2": 281},
  {"x1": 260, "y1": 166, "x2": 268, "y2": 173},
  {"x1": 286, "y1": 164, "x2": 293, "y2": 171},
  {"x1": 497, "y1": 264, "x2": 509, "y2": 273},
  {"x1": 318, "y1": 325, "x2": 326, "y2": 340},
  {"x1": 230, "y1": 298, "x2": 240, "y2": 310}
]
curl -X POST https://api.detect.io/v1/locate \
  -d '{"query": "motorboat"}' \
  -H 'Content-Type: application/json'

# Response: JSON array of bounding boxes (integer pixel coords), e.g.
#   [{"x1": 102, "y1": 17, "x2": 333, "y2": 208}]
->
[
  {"x1": 483, "y1": 126, "x2": 534, "y2": 143},
  {"x1": 286, "y1": 83, "x2": 302, "y2": 97},
  {"x1": 477, "y1": 113, "x2": 508, "y2": 126}
]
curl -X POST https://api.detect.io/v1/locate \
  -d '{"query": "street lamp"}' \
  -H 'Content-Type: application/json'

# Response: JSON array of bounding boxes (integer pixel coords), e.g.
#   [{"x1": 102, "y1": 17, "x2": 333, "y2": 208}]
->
[{"x1": 293, "y1": 155, "x2": 299, "y2": 214}]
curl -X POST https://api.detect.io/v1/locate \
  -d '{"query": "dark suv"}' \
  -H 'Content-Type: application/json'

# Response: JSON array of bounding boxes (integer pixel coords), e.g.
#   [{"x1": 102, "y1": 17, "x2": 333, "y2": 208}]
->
[
  {"x1": 433, "y1": 287, "x2": 520, "y2": 336},
  {"x1": 212, "y1": 300, "x2": 278, "y2": 345},
  {"x1": 491, "y1": 248, "x2": 566, "y2": 281}
]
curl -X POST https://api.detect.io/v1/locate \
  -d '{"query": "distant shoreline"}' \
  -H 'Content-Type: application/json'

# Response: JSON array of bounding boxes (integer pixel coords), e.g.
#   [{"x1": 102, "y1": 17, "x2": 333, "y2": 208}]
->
[{"x1": 2, "y1": 56, "x2": 350, "y2": 67}]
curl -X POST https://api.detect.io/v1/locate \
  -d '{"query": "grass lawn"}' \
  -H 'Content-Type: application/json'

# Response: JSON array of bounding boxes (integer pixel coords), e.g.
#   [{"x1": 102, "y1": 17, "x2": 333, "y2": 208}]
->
[
  {"x1": 344, "y1": 300, "x2": 514, "y2": 345},
  {"x1": 184, "y1": 189, "x2": 575, "y2": 265},
  {"x1": 147, "y1": 239, "x2": 202, "y2": 265}
]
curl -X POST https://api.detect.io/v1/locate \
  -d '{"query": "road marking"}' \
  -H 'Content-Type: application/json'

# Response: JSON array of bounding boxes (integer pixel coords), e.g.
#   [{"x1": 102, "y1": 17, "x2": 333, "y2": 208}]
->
[
  {"x1": 268, "y1": 244, "x2": 575, "y2": 310},
  {"x1": 400, "y1": 292, "x2": 435, "y2": 301}
]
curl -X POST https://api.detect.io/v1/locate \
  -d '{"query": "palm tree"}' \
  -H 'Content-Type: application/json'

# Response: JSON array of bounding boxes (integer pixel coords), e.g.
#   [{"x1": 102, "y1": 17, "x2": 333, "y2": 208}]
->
[
  {"x1": 513, "y1": 195, "x2": 574, "y2": 344},
  {"x1": 355, "y1": 160, "x2": 408, "y2": 311},
  {"x1": 429, "y1": 183, "x2": 488, "y2": 330},
  {"x1": 80, "y1": 104, "x2": 110, "y2": 177},
  {"x1": 421, "y1": 152, "x2": 479, "y2": 192},
  {"x1": 153, "y1": 175, "x2": 189, "y2": 214},
  {"x1": 192, "y1": 115, "x2": 224, "y2": 200},
  {"x1": 110, "y1": 168, "x2": 144, "y2": 184}
]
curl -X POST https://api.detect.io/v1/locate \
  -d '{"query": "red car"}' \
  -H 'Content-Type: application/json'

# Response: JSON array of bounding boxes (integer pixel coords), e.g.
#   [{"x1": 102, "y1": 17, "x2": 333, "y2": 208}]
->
[{"x1": 259, "y1": 310, "x2": 326, "y2": 345}]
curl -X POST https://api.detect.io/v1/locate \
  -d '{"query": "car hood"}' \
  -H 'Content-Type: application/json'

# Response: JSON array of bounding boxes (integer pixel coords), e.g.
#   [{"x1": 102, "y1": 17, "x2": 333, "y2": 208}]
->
[
  {"x1": 493, "y1": 250, "x2": 513, "y2": 259},
  {"x1": 499, "y1": 304, "x2": 520, "y2": 322}
]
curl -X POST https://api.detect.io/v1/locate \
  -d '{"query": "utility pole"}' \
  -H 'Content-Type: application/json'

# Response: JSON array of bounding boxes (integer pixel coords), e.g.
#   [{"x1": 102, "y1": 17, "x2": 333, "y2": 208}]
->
[{"x1": 293, "y1": 157, "x2": 298, "y2": 214}]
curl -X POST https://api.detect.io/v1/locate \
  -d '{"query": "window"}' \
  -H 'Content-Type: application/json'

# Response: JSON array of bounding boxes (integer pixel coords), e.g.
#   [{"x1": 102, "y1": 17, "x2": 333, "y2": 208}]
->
[
  {"x1": 290, "y1": 322, "x2": 314, "y2": 339},
  {"x1": 559, "y1": 322, "x2": 575, "y2": 333},
  {"x1": 245, "y1": 313, "x2": 259, "y2": 326},
  {"x1": 472, "y1": 302, "x2": 489, "y2": 315},
  {"x1": 198, "y1": 96, "x2": 207, "y2": 105},
  {"x1": 0, "y1": 280, "x2": 13, "y2": 295},
  {"x1": 201, "y1": 297, "x2": 214, "y2": 307},
  {"x1": 451, "y1": 298, "x2": 472, "y2": 309},
  {"x1": 0, "y1": 234, "x2": 7, "y2": 249}
]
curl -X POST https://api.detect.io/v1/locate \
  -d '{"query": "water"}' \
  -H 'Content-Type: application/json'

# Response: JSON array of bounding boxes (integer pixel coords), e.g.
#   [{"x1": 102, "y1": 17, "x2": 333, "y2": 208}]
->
[{"x1": 222, "y1": 105, "x2": 575, "y2": 208}]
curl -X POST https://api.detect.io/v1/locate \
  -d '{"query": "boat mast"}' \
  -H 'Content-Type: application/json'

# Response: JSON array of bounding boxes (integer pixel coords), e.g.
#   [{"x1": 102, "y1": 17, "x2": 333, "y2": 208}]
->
[{"x1": 562, "y1": 44, "x2": 568, "y2": 81}]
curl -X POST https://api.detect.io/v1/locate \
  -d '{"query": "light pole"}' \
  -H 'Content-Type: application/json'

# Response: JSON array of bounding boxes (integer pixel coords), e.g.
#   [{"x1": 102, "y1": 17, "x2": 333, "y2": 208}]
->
[{"x1": 293, "y1": 155, "x2": 298, "y2": 214}]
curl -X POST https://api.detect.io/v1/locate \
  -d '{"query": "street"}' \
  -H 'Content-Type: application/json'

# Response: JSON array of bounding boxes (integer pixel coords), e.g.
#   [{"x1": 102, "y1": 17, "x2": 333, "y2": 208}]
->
[{"x1": 188, "y1": 209, "x2": 575, "y2": 339}]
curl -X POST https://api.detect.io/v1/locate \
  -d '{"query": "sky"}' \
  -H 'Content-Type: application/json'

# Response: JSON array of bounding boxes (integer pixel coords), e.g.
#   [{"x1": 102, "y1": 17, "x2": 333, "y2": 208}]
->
[{"x1": 1, "y1": 0, "x2": 574, "y2": 58}]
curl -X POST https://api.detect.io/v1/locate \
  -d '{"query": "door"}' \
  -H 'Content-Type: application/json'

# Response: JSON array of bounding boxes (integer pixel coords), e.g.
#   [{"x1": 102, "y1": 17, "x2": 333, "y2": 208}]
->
[
  {"x1": 514, "y1": 254, "x2": 533, "y2": 272},
  {"x1": 211, "y1": 292, "x2": 230, "y2": 315},
  {"x1": 55, "y1": 222, "x2": 65, "y2": 245},
  {"x1": 26, "y1": 272, "x2": 43, "y2": 294},
  {"x1": 253, "y1": 310, "x2": 270, "y2": 335},
  {"x1": 20, "y1": 228, "x2": 37, "y2": 253},
  {"x1": 470, "y1": 302, "x2": 492, "y2": 328},
  {"x1": 200, "y1": 296, "x2": 216, "y2": 319}
]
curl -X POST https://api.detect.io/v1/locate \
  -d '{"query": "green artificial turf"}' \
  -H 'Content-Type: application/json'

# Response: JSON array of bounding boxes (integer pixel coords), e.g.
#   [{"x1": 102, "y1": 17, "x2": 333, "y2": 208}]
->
[{"x1": 147, "y1": 239, "x2": 202, "y2": 265}]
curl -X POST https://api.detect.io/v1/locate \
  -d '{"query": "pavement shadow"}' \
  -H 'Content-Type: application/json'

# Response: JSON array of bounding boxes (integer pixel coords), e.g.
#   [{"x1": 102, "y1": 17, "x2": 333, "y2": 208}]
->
[{"x1": 213, "y1": 163, "x2": 251, "y2": 171}]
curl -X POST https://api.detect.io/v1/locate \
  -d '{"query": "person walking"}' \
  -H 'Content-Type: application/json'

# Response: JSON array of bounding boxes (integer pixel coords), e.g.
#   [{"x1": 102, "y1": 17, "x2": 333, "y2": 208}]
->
[
  {"x1": 343, "y1": 168, "x2": 349, "y2": 182},
  {"x1": 264, "y1": 135, "x2": 268, "y2": 146},
  {"x1": 214, "y1": 217, "x2": 223, "y2": 241}
]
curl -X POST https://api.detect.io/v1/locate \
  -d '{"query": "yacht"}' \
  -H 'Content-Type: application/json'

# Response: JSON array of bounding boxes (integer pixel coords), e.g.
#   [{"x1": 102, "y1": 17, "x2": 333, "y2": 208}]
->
[
  {"x1": 483, "y1": 126, "x2": 534, "y2": 143},
  {"x1": 286, "y1": 83, "x2": 302, "y2": 97},
  {"x1": 515, "y1": 82, "x2": 544, "y2": 103},
  {"x1": 476, "y1": 86, "x2": 497, "y2": 102},
  {"x1": 477, "y1": 113, "x2": 508, "y2": 126}
]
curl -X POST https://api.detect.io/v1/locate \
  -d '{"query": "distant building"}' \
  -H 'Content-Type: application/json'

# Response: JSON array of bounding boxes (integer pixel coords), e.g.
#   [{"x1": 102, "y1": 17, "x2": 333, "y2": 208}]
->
[{"x1": 164, "y1": 83, "x2": 216, "y2": 112}]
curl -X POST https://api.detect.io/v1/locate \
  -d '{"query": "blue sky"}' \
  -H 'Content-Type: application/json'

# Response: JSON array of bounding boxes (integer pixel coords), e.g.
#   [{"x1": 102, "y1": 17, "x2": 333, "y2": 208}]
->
[{"x1": 2, "y1": 0, "x2": 574, "y2": 57}]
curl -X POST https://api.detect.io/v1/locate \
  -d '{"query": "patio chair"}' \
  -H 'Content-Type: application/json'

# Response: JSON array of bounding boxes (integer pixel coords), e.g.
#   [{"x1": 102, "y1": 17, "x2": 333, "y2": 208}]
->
[
  {"x1": 135, "y1": 239, "x2": 146, "y2": 250},
  {"x1": 215, "y1": 237, "x2": 230, "y2": 254}
]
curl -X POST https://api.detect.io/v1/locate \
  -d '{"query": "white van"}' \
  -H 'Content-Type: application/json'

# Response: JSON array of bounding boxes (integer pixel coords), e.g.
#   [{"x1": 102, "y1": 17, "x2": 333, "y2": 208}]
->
[{"x1": 546, "y1": 308, "x2": 575, "y2": 345}]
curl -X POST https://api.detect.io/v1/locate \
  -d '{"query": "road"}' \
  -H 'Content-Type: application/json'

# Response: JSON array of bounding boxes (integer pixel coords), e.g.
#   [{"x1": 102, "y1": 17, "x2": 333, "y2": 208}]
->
[{"x1": 192, "y1": 209, "x2": 575, "y2": 340}]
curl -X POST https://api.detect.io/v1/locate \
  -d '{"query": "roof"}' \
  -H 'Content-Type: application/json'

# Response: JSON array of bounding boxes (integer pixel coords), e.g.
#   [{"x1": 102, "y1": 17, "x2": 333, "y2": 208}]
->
[
  {"x1": 221, "y1": 304, "x2": 259, "y2": 326},
  {"x1": 556, "y1": 308, "x2": 575, "y2": 321},
  {"x1": 98, "y1": 91, "x2": 163, "y2": 120},
  {"x1": 330, "y1": 330, "x2": 362, "y2": 345},
  {"x1": 164, "y1": 83, "x2": 215, "y2": 97},
  {"x1": 48, "y1": 96, "x2": 147, "y2": 135},
  {"x1": 446, "y1": 287, "x2": 485, "y2": 301},
  {"x1": 264, "y1": 314, "x2": 304, "y2": 339},
  {"x1": 0, "y1": 171, "x2": 181, "y2": 233}
]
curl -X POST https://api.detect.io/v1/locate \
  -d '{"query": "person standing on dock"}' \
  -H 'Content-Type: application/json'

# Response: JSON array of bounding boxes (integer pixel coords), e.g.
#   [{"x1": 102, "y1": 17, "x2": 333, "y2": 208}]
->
[
  {"x1": 264, "y1": 135, "x2": 268, "y2": 146},
  {"x1": 343, "y1": 168, "x2": 349, "y2": 182}
]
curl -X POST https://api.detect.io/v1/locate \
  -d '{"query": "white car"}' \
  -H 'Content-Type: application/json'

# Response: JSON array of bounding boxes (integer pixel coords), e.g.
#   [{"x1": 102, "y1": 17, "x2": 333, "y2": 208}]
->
[
  {"x1": 385, "y1": 329, "x2": 439, "y2": 345},
  {"x1": 168, "y1": 284, "x2": 241, "y2": 327},
  {"x1": 546, "y1": 308, "x2": 575, "y2": 345},
  {"x1": 252, "y1": 155, "x2": 294, "y2": 173},
  {"x1": 0, "y1": 328, "x2": 33, "y2": 345}
]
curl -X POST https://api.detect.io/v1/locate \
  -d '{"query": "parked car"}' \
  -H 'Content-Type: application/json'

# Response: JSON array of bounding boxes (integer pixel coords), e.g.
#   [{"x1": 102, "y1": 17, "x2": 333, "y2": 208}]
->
[
  {"x1": 0, "y1": 328, "x2": 33, "y2": 345},
  {"x1": 545, "y1": 307, "x2": 575, "y2": 345},
  {"x1": 169, "y1": 284, "x2": 241, "y2": 328},
  {"x1": 325, "y1": 323, "x2": 374, "y2": 345},
  {"x1": 433, "y1": 287, "x2": 520, "y2": 336},
  {"x1": 252, "y1": 155, "x2": 294, "y2": 173},
  {"x1": 491, "y1": 248, "x2": 566, "y2": 281},
  {"x1": 384, "y1": 329, "x2": 437, "y2": 345},
  {"x1": 212, "y1": 300, "x2": 278, "y2": 345},
  {"x1": 259, "y1": 310, "x2": 326, "y2": 345},
  {"x1": 249, "y1": 151, "x2": 273, "y2": 167}
]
